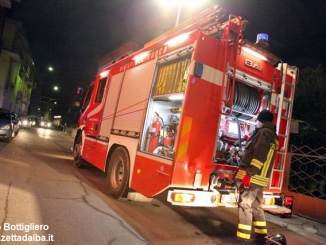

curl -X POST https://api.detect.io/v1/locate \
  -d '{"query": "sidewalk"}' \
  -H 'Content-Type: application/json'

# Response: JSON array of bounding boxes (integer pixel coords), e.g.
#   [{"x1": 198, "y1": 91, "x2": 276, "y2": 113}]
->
[{"x1": 265, "y1": 212, "x2": 326, "y2": 245}]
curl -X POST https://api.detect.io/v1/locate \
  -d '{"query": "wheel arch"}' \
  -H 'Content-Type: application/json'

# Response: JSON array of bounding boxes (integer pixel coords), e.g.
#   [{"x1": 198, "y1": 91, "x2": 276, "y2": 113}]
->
[
  {"x1": 105, "y1": 144, "x2": 131, "y2": 198},
  {"x1": 73, "y1": 128, "x2": 84, "y2": 147},
  {"x1": 105, "y1": 143, "x2": 129, "y2": 173},
  {"x1": 104, "y1": 135, "x2": 138, "y2": 184}
]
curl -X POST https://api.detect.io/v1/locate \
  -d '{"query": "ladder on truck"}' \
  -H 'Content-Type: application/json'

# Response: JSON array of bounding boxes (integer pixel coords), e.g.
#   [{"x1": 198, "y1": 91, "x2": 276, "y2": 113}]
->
[
  {"x1": 219, "y1": 14, "x2": 244, "y2": 117},
  {"x1": 269, "y1": 63, "x2": 299, "y2": 191}
]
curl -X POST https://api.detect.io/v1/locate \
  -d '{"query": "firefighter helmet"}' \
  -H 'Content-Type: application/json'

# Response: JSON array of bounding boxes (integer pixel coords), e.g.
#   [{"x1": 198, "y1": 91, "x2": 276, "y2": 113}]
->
[
  {"x1": 257, "y1": 109, "x2": 274, "y2": 123},
  {"x1": 268, "y1": 233, "x2": 287, "y2": 245}
]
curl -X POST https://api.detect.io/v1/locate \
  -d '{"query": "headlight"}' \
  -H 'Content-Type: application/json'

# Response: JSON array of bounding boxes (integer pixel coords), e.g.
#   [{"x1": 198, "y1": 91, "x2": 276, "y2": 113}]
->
[
  {"x1": 1, "y1": 123, "x2": 11, "y2": 130},
  {"x1": 40, "y1": 121, "x2": 45, "y2": 126},
  {"x1": 22, "y1": 120, "x2": 28, "y2": 125},
  {"x1": 47, "y1": 122, "x2": 51, "y2": 127}
]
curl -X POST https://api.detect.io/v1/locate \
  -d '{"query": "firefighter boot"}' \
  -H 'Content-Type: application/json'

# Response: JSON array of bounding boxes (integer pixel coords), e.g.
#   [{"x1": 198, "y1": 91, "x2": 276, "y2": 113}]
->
[
  {"x1": 251, "y1": 234, "x2": 267, "y2": 245},
  {"x1": 233, "y1": 238, "x2": 250, "y2": 245}
]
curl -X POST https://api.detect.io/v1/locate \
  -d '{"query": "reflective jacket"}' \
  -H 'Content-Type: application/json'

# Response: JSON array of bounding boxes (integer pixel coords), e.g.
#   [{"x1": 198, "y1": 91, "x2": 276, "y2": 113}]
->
[{"x1": 235, "y1": 121, "x2": 279, "y2": 187}]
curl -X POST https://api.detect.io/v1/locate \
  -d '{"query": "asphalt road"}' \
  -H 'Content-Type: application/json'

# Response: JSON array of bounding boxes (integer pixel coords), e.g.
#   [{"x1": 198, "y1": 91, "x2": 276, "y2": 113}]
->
[
  {"x1": 0, "y1": 127, "x2": 146, "y2": 245},
  {"x1": 0, "y1": 127, "x2": 324, "y2": 245}
]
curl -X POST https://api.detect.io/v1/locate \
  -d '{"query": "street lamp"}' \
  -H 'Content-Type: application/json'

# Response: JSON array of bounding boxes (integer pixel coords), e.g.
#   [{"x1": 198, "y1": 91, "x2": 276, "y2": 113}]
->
[
  {"x1": 175, "y1": 1, "x2": 182, "y2": 27},
  {"x1": 54, "y1": 86, "x2": 58, "y2": 91},
  {"x1": 159, "y1": 0, "x2": 205, "y2": 27}
]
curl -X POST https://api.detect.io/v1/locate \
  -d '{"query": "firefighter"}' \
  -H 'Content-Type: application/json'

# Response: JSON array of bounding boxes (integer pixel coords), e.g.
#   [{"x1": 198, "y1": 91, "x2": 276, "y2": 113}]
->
[{"x1": 234, "y1": 109, "x2": 279, "y2": 245}]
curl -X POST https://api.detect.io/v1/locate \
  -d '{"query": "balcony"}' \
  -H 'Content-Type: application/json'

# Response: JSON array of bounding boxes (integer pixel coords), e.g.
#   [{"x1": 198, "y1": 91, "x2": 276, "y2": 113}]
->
[
  {"x1": 1, "y1": 45, "x2": 22, "y2": 63},
  {"x1": 22, "y1": 96, "x2": 30, "y2": 105},
  {"x1": 19, "y1": 66, "x2": 30, "y2": 79},
  {"x1": 25, "y1": 79, "x2": 34, "y2": 88},
  {"x1": 16, "y1": 91, "x2": 22, "y2": 101}
]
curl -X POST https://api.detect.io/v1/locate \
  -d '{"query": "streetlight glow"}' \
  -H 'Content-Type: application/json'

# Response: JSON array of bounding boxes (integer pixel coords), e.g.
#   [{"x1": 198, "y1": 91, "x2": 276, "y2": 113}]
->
[
  {"x1": 48, "y1": 66, "x2": 54, "y2": 71},
  {"x1": 54, "y1": 86, "x2": 59, "y2": 91},
  {"x1": 159, "y1": 0, "x2": 206, "y2": 27},
  {"x1": 159, "y1": 0, "x2": 178, "y2": 9}
]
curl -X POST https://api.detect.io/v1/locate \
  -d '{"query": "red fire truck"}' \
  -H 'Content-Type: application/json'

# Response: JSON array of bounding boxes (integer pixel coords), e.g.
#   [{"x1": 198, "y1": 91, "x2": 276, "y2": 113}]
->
[{"x1": 73, "y1": 5, "x2": 298, "y2": 213}]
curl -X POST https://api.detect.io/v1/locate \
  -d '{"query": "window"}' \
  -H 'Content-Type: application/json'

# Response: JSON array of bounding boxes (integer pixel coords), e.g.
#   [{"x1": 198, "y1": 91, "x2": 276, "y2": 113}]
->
[
  {"x1": 95, "y1": 77, "x2": 107, "y2": 103},
  {"x1": 82, "y1": 85, "x2": 94, "y2": 111},
  {"x1": 0, "y1": 110, "x2": 10, "y2": 120}
]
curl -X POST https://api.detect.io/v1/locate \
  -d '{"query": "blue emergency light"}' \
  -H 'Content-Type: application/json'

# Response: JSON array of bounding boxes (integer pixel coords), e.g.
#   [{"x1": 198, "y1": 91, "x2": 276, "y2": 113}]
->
[
  {"x1": 256, "y1": 33, "x2": 269, "y2": 43},
  {"x1": 255, "y1": 33, "x2": 269, "y2": 48}
]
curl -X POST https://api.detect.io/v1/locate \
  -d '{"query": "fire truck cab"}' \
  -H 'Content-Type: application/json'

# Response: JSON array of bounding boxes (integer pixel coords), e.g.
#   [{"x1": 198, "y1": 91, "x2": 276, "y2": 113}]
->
[{"x1": 73, "y1": 5, "x2": 298, "y2": 213}]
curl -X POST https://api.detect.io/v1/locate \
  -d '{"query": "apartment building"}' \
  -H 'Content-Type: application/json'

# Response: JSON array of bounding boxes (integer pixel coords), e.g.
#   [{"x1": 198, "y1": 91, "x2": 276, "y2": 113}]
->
[{"x1": 0, "y1": 18, "x2": 35, "y2": 115}]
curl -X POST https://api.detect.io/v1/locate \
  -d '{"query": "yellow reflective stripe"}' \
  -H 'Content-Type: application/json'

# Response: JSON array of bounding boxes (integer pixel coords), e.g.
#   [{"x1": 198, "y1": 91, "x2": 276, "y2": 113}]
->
[
  {"x1": 254, "y1": 228, "x2": 268, "y2": 234},
  {"x1": 235, "y1": 169, "x2": 246, "y2": 179},
  {"x1": 251, "y1": 175, "x2": 269, "y2": 182},
  {"x1": 261, "y1": 140, "x2": 278, "y2": 176},
  {"x1": 237, "y1": 231, "x2": 251, "y2": 239},
  {"x1": 261, "y1": 146, "x2": 273, "y2": 176},
  {"x1": 251, "y1": 159, "x2": 263, "y2": 169},
  {"x1": 238, "y1": 224, "x2": 251, "y2": 230},
  {"x1": 251, "y1": 176, "x2": 269, "y2": 186},
  {"x1": 253, "y1": 221, "x2": 266, "y2": 226}
]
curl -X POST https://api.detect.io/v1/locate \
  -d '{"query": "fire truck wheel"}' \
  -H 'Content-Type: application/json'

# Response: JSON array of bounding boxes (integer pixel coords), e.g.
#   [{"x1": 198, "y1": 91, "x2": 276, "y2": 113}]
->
[
  {"x1": 107, "y1": 146, "x2": 130, "y2": 199},
  {"x1": 73, "y1": 134, "x2": 85, "y2": 168}
]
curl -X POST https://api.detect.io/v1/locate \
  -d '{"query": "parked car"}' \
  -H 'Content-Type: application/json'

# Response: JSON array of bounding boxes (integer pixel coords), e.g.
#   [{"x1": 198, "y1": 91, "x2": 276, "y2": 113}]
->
[{"x1": 0, "y1": 108, "x2": 19, "y2": 143}]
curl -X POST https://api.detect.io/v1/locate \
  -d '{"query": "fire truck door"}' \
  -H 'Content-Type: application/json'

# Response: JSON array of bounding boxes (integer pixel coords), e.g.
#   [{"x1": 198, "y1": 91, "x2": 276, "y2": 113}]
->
[
  {"x1": 85, "y1": 77, "x2": 108, "y2": 139},
  {"x1": 85, "y1": 117, "x2": 99, "y2": 139}
]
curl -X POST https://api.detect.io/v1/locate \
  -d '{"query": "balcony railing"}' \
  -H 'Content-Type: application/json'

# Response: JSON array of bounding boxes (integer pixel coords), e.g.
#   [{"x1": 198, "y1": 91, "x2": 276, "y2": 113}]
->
[{"x1": 19, "y1": 67, "x2": 30, "y2": 79}]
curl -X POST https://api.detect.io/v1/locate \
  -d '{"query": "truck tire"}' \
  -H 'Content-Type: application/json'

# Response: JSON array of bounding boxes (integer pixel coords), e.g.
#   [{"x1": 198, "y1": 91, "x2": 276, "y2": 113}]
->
[
  {"x1": 107, "y1": 146, "x2": 130, "y2": 199},
  {"x1": 73, "y1": 134, "x2": 85, "y2": 168}
]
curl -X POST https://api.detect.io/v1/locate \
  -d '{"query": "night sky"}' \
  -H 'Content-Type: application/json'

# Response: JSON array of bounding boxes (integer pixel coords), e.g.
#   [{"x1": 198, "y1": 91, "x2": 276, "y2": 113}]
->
[{"x1": 8, "y1": 0, "x2": 326, "y2": 114}]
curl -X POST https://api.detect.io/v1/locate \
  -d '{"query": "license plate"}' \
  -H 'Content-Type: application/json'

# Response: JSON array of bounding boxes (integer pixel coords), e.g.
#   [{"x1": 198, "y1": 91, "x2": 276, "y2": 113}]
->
[{"x1": 221, "y1": 193, "x2": 239, "y2": 203}]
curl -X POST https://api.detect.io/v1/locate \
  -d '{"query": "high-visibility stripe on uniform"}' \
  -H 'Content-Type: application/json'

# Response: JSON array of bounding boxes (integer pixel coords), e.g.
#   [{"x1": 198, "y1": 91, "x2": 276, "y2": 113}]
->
[
  {"x1": 237, "y1": 231, "x2": 251, "y2": 239},
  {"x1": 254, "y1": 221, "x2": 266, "y2": 226},
  {"x1": 251, "y1": 175, "x2": 269, "y2": 186},
  {"x1": 237, "y1": 223, "x2": 252, "y2": 240},
  {"x1": 251, "y1": 158, "x2": 264, "y2": 169},
  {"x1": 235, "y1": 169, "x2": 246, "y2": 180},
  {"x1": 260, "y1": 143, "x2": 275, "y2": 176},
  {"x1": 255, "y1": 228, "x2": 268, "y2": 234},
  {"x1": 238, "y1": 224, "x2": 251, "y2": 230},
  {"x1": 248, "y1": 139, "x2": 279, "y2": 187},
  {"x1": 253, "y1": 221, "x2": 267, "y2": 235}
]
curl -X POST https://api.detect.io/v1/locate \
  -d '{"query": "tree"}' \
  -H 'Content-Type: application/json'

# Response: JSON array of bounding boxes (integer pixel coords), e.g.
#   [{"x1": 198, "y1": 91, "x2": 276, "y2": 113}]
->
[{"x1": 291, "y1": 65, "x2": 326, "y2": 147}]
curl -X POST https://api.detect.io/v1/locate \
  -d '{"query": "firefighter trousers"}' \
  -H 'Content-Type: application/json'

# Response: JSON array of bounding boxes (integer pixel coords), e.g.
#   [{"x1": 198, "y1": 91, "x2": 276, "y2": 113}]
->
[{"x1": 236, "y1": 185, "x2": 267, "y2": 242}]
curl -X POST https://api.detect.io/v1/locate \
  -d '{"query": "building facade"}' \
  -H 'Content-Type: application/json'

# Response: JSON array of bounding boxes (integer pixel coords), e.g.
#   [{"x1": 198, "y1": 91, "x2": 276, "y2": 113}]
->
[{"x1": 0, "y1": 18, "x2": 35, "y2": 115}]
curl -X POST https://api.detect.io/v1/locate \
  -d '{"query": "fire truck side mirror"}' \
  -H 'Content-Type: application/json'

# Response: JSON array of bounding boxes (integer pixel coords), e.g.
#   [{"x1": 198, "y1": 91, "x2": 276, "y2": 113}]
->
[
  {"x1": 77, "y1": 87, "x2": 84, "y2": 95},
  {"x1": 74, "y1": 87, "x2": 84, "y2": 108}
]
